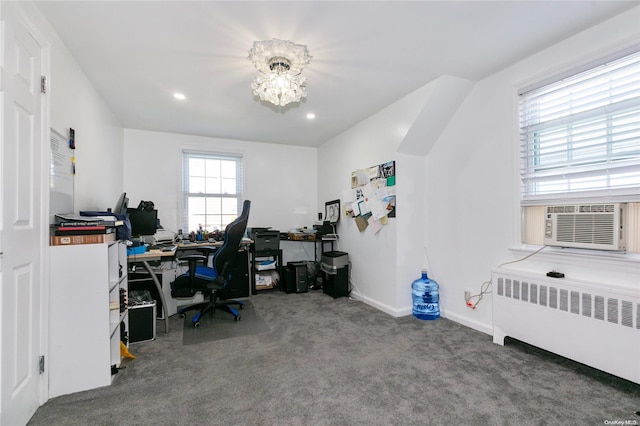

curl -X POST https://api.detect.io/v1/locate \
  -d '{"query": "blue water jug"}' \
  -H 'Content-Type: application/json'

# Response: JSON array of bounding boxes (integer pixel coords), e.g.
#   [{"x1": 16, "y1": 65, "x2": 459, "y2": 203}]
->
[{"x1": 412, "y1": 269, "x2": 440, "y2": 320}]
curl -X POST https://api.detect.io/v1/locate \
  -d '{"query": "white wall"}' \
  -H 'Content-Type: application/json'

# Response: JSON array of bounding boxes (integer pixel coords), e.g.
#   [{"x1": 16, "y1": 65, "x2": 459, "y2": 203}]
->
[
  {"x1": 16, "y1": 1, "x2": 125, "y2": 216},
  {"x1": 123, "y1": 129, "x2": 318, "y2": 236},
  {"x1": 319, "y1": 6, "x2": 640, "y2": 333},
  {"x1": 45, "y1": 22, "x2": 124, "y2": 213},
  {"x1": 318, "y1": 83, "x2": 440, "y2": 316},
  {"x1": 425, "y1": 6, "x2": 640, "y2": 333}
]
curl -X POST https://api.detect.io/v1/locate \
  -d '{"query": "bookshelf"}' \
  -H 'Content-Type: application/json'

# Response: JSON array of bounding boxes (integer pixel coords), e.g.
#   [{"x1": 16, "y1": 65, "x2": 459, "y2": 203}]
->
[{"x1": 49, "y1": 240, "x2": 128, "y2": 397}]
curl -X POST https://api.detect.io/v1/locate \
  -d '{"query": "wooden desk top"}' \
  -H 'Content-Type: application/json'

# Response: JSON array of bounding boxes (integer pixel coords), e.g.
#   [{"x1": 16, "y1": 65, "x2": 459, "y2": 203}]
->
[
  {"x1": 176, "y1": 241, "x2": 222, "y2": 249},
  {"x1": 126, "y1": 249, "x2": 176, "y2": 261},
  {"x1": 127, "y1": 239, "x2": 252, "y2": 260}
]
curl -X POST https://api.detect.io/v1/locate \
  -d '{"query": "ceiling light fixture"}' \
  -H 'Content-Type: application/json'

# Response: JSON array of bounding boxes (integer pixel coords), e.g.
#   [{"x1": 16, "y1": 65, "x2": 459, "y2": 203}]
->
[
  {"x1": 248, "y1": 39, "x2": 311, "y2": 107},
  {"x1": 173, "y1": 93, "x2": 186, "y2": 100}
]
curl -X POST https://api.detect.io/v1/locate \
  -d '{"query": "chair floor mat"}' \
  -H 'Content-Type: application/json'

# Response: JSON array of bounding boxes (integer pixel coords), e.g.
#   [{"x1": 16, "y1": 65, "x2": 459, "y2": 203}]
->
[{"x1": 181, "y1": 300, "x2": 269, "y2": 345}]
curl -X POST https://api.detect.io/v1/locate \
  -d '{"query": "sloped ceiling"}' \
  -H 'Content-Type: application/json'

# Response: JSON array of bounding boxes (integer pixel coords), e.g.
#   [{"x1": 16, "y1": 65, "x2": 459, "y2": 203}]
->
[{"x1": 34, "y1": 1, "x2": 639, "y2": 147}]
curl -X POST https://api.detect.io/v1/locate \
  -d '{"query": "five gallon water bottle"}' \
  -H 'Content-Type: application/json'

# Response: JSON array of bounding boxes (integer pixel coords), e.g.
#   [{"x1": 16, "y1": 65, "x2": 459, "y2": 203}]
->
[{"x1": 412, "y1": 269, "x2": 440, "y2": 320}]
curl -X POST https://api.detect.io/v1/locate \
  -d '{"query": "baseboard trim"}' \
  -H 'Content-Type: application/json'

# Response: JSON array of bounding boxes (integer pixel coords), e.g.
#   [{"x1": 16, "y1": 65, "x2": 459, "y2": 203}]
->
[
  {"x1": 349, "y1": 290, "x2": 407, "y2": 317},
  {"x1": 444, "y1": 310, "x2": 493, "y2": 335},
  {"x1": 349, "y1": 291, "x2": 493, "y2": 336}
]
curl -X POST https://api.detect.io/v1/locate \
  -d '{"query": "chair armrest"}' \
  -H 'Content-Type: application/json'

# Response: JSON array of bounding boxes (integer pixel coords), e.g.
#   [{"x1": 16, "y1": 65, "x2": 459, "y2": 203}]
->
[
  {"x1": 197, "y1": 246, "x2": 218, "y2": 254},
  {"x1": 178, "y1": 254, "x2": 207, "y2": 263},
  {"x1": 177, "y1": 254, "x2": 208, "y2": 280}
]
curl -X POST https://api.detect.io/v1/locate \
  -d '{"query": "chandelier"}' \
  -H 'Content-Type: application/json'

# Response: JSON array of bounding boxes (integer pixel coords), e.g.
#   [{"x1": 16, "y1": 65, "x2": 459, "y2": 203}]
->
[{"x1": 248, "y1": 39, "x2": 311, "y2": 107}]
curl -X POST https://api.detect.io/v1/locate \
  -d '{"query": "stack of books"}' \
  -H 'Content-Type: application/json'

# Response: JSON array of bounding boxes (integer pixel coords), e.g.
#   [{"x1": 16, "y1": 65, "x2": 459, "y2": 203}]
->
[{"x1": 50, "y1": 214, "x2": 122, "y2": 246}]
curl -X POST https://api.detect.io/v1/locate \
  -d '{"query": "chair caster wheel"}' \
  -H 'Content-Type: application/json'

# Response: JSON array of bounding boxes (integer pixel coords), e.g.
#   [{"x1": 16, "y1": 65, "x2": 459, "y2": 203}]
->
[
  {"x1": 240, "y1": 305, "x2": 244, "y2": 310},
  {"x1": 235, "y1": 315, "x2": 241, "y2": 321},
  {"x1": 193, "y1": 321, "x2": 200, "y2": 328}
]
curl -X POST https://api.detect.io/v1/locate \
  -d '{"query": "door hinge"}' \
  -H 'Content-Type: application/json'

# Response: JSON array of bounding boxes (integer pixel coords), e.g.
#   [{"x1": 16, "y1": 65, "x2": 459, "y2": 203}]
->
[
  {"x1": 41, "y1": 76, "x2": 48, "y2": 94},
  {"x1": 39, "y1": 355, "x2": 45, "y2": 374}
]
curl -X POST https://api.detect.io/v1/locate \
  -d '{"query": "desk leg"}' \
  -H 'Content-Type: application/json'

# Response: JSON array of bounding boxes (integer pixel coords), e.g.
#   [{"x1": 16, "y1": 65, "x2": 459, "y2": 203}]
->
[{"x1": 140, "y1": 260, "x2": 170, "y2": 333}]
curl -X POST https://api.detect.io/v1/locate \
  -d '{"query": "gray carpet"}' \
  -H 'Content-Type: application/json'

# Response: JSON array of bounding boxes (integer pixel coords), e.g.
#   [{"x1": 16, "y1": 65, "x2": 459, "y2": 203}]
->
[
  {"x1": 29, "y1": 290, "x2": 639, "y2": 425},
  {"x1": 182, "y1": 299, "x2": 270, "y2": 345}
]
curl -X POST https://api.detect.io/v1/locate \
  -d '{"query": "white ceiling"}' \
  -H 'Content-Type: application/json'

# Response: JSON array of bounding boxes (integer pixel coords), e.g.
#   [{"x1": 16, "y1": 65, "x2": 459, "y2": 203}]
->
[{"x1": 34, "y1": 1, "x2": 638, "y2": 147}]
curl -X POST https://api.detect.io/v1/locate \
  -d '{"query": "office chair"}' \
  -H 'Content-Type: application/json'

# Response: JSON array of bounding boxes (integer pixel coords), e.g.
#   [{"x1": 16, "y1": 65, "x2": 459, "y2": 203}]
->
[{"x1": 170, "y1": 200, "x2": 251, "y2": 328}]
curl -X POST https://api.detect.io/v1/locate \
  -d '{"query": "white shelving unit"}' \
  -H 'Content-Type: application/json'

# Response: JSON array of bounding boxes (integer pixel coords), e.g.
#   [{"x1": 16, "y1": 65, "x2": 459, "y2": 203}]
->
[{"x1": 49, "y1": 240, "x2": 127, "y2": 398}]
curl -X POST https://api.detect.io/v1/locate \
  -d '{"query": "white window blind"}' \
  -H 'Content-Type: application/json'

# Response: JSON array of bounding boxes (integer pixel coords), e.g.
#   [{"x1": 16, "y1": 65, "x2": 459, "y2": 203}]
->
[
  {"x1": 519, "y1": 51, "x2": 640, "y2": 206},
  {"x1": 182, "y1": 150, "x2": 244, "y2": 233}
]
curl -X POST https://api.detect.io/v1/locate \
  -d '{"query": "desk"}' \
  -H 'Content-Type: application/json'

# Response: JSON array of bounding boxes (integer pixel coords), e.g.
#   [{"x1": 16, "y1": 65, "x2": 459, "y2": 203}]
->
[
  {"x1": 280, "y1": 236, "x2": 336, "y2": 262},
  {"x1": 250, "y1": 237, "x2": 336, "y2": 293},
  {"x1": 127, "y1": 240, "x2": 250, "y2": 333},
  {"x1": 127, "y1": 250, "x2": 176, "y2": 333}
]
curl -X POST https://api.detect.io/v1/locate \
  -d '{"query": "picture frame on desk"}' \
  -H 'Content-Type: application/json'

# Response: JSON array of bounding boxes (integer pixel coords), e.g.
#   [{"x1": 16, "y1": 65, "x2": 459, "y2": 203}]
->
[{"x1": 325, "y1": 199, "x2": 340, "y2": 223}]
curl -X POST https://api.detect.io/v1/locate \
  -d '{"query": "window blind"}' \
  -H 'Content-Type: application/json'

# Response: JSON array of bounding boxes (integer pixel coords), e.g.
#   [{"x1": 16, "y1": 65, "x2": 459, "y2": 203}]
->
[{"x1": 519, "y1": 51, "x2": 640, "y2": 206}]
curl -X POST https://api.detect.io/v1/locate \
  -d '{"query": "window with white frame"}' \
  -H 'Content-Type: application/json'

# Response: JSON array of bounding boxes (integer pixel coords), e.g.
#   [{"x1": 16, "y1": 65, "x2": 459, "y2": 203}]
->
[
  {"x1": 518, "y1": 50, "x2": 640, "y2": 250},
  {"x1": 519, "y1": 50, "x2": 640, "y2": 205},
  {"x1": 182, "y1": 151, "x2": 243, "y2": 234}
]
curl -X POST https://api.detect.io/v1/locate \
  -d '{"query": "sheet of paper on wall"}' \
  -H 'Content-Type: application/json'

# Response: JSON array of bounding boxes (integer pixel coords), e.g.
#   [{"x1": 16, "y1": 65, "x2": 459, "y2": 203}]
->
[
  {"x1": 361, "y1": 182, "x2": 390, "y2": 221},
  {"x1": 351, "y1": 169, "x2": 369, "y2": 188},
  {"x1": 344, "y1": 204, "x2": 354, "y2": 217},
  {"x1": 381, "y1": 161, "x2": 396, "y2": 186},
  {"x1": 353, "y1": 187, "x2": 364, "y2": 202},
  {"x1": 375, "y1": 184, "x2": 396, "y2": 199},
  {"x1": 368, "y1": 166, "x2": 380, "y2": 180},
  {"x1": 378, "y1": 187, "x2": 396, "y2": 217},
  {"x1": 355, "y1": 214, "x2": 369, "y2": 232},
  {"x1": 370, "y1": 177, "x2": 388, "y2": 190},
  {"x1": 367, "y1": 215, "x2": 383, "y2": 234},
  {"x1": 356, "y1": 199, "x2": 370, "y2": 216},
  {"x1": 342, "y1": 189, "x2": 355, "y2": 217}
]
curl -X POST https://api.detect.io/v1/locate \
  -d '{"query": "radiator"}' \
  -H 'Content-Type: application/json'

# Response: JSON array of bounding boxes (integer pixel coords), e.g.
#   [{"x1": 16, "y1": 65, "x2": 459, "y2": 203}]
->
[{"x1": 492, "y1": 269, "x2": 640, "y2": 384}]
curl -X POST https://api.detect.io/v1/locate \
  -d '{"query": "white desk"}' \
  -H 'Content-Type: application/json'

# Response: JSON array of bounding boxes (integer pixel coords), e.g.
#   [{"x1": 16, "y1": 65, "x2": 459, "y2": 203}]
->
[
  {"x1": 127, "y1": 250, "x2": 177, "y2": 333},
  {"x1": 126, "y1": 241, "x2": 240, "y2": 333}
]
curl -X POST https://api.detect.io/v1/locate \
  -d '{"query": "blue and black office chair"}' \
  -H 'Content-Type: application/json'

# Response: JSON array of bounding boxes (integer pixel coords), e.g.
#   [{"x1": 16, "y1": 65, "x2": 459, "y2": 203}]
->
[{"x1": 170, "y1": 200, "x2": 251, "y2": 328}]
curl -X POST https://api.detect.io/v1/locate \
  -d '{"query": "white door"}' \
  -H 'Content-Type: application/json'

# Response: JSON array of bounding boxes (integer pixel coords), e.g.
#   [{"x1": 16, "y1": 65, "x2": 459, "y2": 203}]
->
[{"x1": 1, "y1": 3, "x2": 47, "y2": 425}]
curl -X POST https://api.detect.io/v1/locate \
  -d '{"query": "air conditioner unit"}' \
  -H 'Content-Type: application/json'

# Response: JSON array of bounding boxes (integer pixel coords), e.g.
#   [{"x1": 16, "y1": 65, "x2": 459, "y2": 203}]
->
[{"x1": 543, "y1": 203, "x2": 626, "y2": 251}]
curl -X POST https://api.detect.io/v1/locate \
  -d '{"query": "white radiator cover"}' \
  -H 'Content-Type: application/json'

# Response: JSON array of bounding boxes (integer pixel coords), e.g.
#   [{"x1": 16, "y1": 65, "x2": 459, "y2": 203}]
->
[{"x1": 492, "y1": 269, "x2": 640, "y2": 384}]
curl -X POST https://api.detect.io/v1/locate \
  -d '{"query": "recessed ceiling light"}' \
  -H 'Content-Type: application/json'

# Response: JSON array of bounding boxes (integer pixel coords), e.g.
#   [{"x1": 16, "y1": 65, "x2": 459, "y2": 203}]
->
[
  {"x1": 173, "y1": 93, "x2": 186, "y2": 100},
  {"x1": 306, "y1": 113, "x2": 316, "y2": 120}
]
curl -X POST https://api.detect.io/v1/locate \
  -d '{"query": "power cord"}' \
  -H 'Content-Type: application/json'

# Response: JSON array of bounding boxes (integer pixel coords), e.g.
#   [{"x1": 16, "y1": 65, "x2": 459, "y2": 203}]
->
[{"x1": 465, "y1": 245, "x2": 548, "y2": 310}]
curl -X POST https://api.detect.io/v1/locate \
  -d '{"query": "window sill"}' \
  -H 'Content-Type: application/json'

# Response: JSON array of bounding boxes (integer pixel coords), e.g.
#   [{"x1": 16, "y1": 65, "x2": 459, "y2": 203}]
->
[
  {"x1": 505, "y1": 244, "x2": 639, "y2": 287},
  {"x1": 509, "y1": 244, "x2": 640, "y2": 264}
]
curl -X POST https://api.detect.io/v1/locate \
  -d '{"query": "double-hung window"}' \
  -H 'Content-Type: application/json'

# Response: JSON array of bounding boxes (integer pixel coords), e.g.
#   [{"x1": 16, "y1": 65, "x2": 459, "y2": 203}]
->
[
  {"x1": 519, "y1": 50, "x2": 640, "y2": 205},
  {"x1": 518, "y1": 51, "x2": 640, "y2": 250},
  {"x1": 182, "y1": 151, "x2": 243, "y2": 234}
]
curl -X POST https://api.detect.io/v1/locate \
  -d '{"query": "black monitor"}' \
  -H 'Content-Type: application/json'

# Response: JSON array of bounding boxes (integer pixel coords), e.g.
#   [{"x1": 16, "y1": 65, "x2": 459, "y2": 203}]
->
[
  {"x1": 127, "y1": 208, "x2": 158, "y2": 237},
  {"x1": 114, "y1": 192, "x2": 129, "y2": 215}
]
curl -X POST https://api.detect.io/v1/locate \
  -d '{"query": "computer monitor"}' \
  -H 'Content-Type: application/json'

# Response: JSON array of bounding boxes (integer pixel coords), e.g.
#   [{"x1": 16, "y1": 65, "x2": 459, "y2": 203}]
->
[
  {"x1": 127, "y1": 208, "x2": 158, "y2": 237},
  {"x1": 114, "y1": 192, "x2": 129, "y2": 215}
]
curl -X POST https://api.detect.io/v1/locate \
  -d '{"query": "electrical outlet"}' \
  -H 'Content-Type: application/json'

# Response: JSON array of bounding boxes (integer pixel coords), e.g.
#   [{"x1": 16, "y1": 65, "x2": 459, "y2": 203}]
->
[{"x1": 464, "y1": 289, "x2": 471, "y2": 301}]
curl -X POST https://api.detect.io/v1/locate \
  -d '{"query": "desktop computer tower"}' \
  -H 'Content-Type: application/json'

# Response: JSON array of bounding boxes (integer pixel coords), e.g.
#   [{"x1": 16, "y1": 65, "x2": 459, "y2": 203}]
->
[{"x1": 284, "y1": 261, "x2": 309, "y2": 294}]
